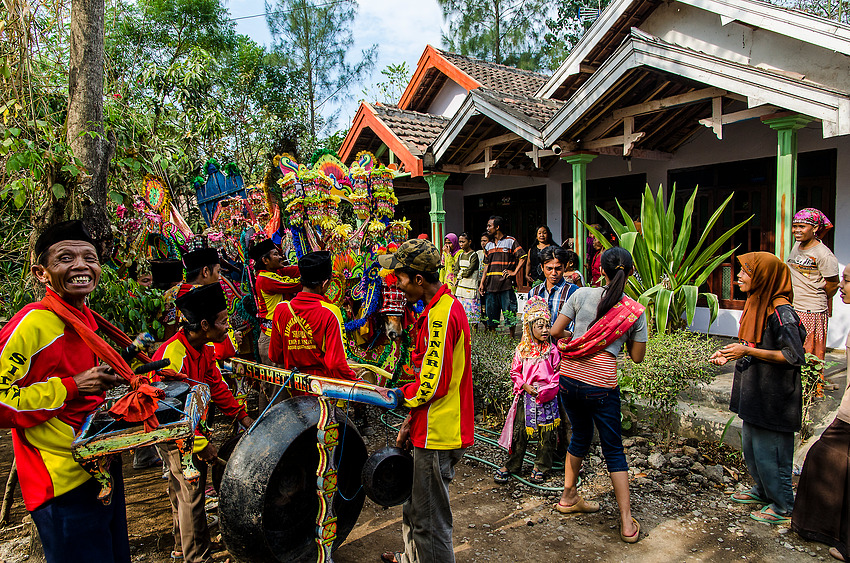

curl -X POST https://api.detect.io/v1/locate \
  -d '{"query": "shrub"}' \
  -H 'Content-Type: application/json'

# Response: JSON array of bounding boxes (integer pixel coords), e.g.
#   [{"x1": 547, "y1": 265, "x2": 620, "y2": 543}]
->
[
  {"x1": 618, "y1": 330, "x2": 719, "y2": 438},
  {"x1": 89, "y1": 267, "x2": 167, "y2": 341},
  {"x1": 470, "y1": 330, "x2": 516, "y2": 417}
]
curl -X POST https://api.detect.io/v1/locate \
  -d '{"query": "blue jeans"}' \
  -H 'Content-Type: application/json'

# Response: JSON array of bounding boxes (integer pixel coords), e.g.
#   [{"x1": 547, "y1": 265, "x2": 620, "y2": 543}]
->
[
  {"x1": 484, "y1": 290, "x2": 518, "y2": 328},
  {"x1": 559, "y1": 377, "x2": 628, "y2": 473},
  {"x1": 742, "y1": 421, "x2": 795, "y2": 515},
  {"x1": 31, "y1": 460, "x2": 130, "y2": 563}
]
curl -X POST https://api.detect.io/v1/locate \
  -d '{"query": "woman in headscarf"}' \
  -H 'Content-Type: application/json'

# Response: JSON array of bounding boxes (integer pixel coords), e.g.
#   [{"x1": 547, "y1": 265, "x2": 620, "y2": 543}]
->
[
  {"x1": 793, "y1": 261, "x2": 850, "y2": 561},
  {"x1": 710, "y1": 252, "x2": 806, "y2": 525},
  {"x1": 787, "y1": 208, "x2": 839, "y2": 390},
  {"x1": 439, "y1": 233, "x2": 461, "y2": 293}
]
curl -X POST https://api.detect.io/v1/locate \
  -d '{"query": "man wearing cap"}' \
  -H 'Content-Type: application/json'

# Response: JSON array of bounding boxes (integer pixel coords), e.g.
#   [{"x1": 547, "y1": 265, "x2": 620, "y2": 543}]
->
[
  {"x1": 0, "y1": 221, "x2": 128, "y2": 562},
  {"x1": 153, "y1": 284, "x2": 254, "y2": 563},
  {"x1": 249, "y1": 238, "x2": 300, "y2": 365},
  {"x1": 151, "y1": 258, "x2": 184, "y2": 341},
  {"x1": 377, "y1": 239, "x2": 474, "y2": 563},
  {"x1": 268, "y1": 251, "x2": 359, "y2": 385},
  {"x1": 178, "y1": 247, "x2": 242, "y2": 361}
]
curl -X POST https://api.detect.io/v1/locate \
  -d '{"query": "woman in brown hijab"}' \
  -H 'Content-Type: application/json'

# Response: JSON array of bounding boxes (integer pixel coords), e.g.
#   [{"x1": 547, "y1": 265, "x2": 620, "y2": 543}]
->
[{"x1": 710, "y1": 252, "x2": 806, "y2": 525}]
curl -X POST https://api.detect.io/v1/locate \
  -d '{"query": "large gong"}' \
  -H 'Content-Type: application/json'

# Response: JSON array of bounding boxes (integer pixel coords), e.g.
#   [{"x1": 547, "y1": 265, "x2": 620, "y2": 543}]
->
[{"x1": 219, "y1": 396, "x2": 368, "y2": 562}]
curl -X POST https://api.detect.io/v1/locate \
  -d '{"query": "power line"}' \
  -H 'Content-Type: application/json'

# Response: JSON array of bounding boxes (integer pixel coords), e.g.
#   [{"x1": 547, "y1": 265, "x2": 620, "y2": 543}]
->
[{"x1": 228, "y1": 0, "x2": 348, "y2": 22}]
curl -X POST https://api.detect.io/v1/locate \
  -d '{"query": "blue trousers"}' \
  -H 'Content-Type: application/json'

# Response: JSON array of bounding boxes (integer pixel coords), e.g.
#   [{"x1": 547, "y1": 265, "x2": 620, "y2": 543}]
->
[
  {"x1": 560, "y1": 376, "x2": 628, "y2": 473},
  {"x1": 30, "y1": 461, "x2": 130, "y2": 563},
  {"x1": 742, "y1": 421, "x2": 795, "y2": 515}
]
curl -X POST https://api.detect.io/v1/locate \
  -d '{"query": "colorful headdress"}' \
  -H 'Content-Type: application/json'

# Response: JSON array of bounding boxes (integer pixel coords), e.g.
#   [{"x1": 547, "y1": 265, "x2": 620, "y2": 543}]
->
[
  {"x1": 793, "y1": 208, "x2": 833, "y2": 239},
  {"x1": 517, "y1": 296, "x2": 552, "y2": 359}
]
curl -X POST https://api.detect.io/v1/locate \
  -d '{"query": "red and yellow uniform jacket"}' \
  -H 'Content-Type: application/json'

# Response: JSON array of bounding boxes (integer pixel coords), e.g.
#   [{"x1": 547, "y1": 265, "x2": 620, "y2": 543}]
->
[
  {"x1": 255, "y1": 267, "x2": 300, "y2": 335},
  {"x1": 153, "y1": 330, "x2": 247, "y2": 451},
  {"x1": 268, "y1": 292, "x2": 357, "y2": 381},
  {"x1": 175, "y1": 282, "x2": 239, "y2": 361},
  {"x1": 401, "y1": 284, "x2": 475, "y2": 450},
  {"x1": 0, "y1": 293, "x2": 104, "y2": 511}
]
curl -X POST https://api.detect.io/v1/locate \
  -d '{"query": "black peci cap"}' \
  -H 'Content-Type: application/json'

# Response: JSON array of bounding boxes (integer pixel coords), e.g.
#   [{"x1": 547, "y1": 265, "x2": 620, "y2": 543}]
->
[
  {"x1": 150, "y1": 259, "x2": 184, "y2": 286},
  {"x1": 298, "y1": 251, "x2": 332, "y2": 286},
  {"x1": 34, "y1": 220, "x2": 96, "y2": 260},
  {"x1": 175, "y1": 283, "x2": 227, "y2": 324},
  {"x1": 182, "y1": 248, "x2": 220, "y2": 273},
  {"x1": 248, "y1": 239, "x2": 277, "y2": 262}
]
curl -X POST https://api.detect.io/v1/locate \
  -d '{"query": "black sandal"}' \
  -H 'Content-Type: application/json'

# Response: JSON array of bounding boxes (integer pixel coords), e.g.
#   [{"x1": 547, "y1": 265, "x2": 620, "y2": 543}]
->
[{"x1": 529, "y1": 469, "x2": 546, "y2": 483}]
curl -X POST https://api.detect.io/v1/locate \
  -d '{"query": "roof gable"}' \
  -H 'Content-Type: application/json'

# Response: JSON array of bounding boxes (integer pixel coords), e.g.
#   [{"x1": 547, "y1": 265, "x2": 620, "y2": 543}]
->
[
  {"x1": 398, "y1": 45, "x2": 550, "y2": 113},
  {"x1": 538, "y1": 0, "x2": 850, "y2": 100}
]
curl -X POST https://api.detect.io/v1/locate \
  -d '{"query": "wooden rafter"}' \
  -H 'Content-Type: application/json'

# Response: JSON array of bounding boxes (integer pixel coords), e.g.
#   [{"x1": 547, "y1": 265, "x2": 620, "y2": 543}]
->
[
  {"x1": 460, "y1": 132, "x2": 522, "y2": 166},
  {"x1": 698, "y1": 105, "x2": 780, "y2": 139}
]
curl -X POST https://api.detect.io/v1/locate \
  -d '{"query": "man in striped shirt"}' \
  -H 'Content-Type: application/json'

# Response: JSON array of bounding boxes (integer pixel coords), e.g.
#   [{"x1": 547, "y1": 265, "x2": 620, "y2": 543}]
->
[{"x1": 478, "y1": 216, "x2": 526, "y2": 338}]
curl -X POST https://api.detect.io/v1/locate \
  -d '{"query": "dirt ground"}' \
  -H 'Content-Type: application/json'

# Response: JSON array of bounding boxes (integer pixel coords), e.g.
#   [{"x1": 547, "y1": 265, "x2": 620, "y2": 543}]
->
[{"x1": 0, "y1": 408, "x2": 834, "y2": 563}]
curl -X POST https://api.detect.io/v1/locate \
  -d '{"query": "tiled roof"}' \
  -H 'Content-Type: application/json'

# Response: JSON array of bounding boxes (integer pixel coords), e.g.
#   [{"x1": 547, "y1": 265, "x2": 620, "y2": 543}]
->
[
  {"x1": 472, "y1": 88, "x2": 564, "y2": 130},
  {"x1": 436, "y1": 49, "x2": 550, "y2": 97},
  {"x1": 370, "y1": 104, "x2": 451, "y2": 156}
]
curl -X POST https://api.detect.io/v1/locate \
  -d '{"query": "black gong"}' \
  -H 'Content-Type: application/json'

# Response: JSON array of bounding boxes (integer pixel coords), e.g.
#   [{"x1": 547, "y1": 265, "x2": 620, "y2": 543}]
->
[{"x1": 219, "y1": 396, "x2": 368, "y2": 563}]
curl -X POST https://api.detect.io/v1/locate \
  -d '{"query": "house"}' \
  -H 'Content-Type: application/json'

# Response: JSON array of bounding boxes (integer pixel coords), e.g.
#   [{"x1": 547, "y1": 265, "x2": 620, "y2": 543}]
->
[{"x1": 339, "y1": 0, "x2": 850, "y2": 346}]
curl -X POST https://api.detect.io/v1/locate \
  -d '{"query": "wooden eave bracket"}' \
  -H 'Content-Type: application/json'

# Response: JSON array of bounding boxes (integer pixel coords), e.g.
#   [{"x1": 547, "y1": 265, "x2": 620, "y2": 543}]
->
[
  {"x1": 460, "y1": 132, "x2": 522, "y2": 167},
  {"x1": 580, "y1": 117, "x2": 645, "y2": 156},
  {"x1": 698, "y1": 102, "x2": 780, "y2": 139}
]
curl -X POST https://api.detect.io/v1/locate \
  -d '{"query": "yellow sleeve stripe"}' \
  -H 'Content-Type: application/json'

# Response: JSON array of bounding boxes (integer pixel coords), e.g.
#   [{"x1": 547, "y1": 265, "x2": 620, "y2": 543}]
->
[
  {"x1": 404, "y1": 295, "x2": 451, "y2": 408},
  {"x1": 0, "y1": 310, "x2": 69, "y2": 412},
  {"x1": 319, "y1": 302, "x2": 349, "y2": 354},
  {"x1": 160, "y1": 340, "x2": 186, "y2": 375},
  {"x1": 260, "y1": 271, "x2": 299, "y2": 284}
]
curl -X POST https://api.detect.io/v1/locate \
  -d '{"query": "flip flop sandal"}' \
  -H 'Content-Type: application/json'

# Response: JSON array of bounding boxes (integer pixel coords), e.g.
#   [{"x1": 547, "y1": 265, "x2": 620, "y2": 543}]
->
[
  {"x1": 620, "y1": 517, "x2": 640, "y2": 543},
  {"x1": 730, "y1": 491, "x2": 767, "y2": 504},
  {"x1": 529, "y1": 470, "x2": 546, "y2": 484},
  {"x1": 493, "y1": 469, "x2": 511, "y2": 484},
  {"x1": 380, "y1": 551, "x2": 401, "y2": 563},
  {"x1": 749, "y1": 506, "x2": 791, "y2": 525},
  {"x1": 554, "y1": 497, "x2": 600, "y2": 514}
]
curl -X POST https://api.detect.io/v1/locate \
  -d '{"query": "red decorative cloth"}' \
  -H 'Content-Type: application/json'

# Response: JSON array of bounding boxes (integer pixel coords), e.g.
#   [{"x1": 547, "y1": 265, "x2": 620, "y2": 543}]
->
[
  {"x1": 557, "y1": 296, "x2": 645, "y2": 360},
  {"x1": 41, "y1": 289, "x2": 165, "y2": 432}
]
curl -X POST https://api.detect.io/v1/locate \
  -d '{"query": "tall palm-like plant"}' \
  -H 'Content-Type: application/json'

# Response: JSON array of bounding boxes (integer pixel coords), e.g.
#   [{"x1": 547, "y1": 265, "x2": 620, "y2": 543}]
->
[{"x1": 586, "y1": 185, "x2": 752, "y2": 333}]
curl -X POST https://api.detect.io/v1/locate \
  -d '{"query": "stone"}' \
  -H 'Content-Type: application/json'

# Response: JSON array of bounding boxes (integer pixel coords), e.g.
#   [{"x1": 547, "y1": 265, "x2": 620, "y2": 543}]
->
[
  {"x1": 705, "y1": 464, "x2": 725, "y2": 483},
  {"x1": 622, "y1": 438, "x2": 636, "y2": 448},
  {"x1": 691, "y1": 462, "x2": 706, "y2": 475},
  {"x1": 670, "y1": 456, "x2": 693, "y2": 468},
  {"x1": 669, "y1": 468, "x2": 689, "y2": 477},
  {"x1": 683, "y1": 445, "x2": 699, "y2": 457},
  {"x1": 648, "y1": 453, "x2": 666, "y2": 469}
]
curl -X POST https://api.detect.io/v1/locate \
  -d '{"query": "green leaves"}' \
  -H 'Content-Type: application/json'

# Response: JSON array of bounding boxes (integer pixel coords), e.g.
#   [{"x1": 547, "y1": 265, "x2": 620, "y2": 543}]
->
[{"x1": 588, "y1": 183, "x2": 751, "y2": 333}]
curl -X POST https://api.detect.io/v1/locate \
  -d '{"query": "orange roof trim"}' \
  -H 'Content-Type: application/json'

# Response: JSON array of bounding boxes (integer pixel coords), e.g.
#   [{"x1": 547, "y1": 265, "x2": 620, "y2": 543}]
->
[
  {"x1": 398, "y1": 45, "x2": 482, "y2": 111},
  {"x1": 338, "y1": 102, "x2": 424, "y2": 177}
]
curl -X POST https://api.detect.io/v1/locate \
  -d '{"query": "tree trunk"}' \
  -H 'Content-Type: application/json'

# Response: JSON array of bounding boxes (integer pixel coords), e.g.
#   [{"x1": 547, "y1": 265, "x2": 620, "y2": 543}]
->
[{"x1": 65, "y1": 0, "x2": 114, "y2": 253}]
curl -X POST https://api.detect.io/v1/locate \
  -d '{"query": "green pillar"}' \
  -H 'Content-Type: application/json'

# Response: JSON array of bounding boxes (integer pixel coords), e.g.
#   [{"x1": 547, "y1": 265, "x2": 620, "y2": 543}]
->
[
  {"x1": 425, "y1": 173, "x2": 449, "y2": 243},
  {"x1": 763, "y1": 114, "x2": 812, "y2": 260},
  {"x1": 562, "y1": 152, "x2": 597, "y2": 278}
]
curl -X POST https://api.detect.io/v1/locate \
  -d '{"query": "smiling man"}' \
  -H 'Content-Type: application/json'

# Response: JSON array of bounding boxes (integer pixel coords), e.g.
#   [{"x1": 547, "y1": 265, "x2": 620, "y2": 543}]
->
[
  {"x1": 377, "y1": 239, "x2": 474, "y2": 563},
  {"x1": 0, "y1": 220, "x2": 128, "y2": 563}
]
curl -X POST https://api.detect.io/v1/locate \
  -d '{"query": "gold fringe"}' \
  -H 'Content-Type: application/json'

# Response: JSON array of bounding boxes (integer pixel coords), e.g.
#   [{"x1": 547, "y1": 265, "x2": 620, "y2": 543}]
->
[{"x1": 526, "y1": 418, "x2": 561, "y2": 437}]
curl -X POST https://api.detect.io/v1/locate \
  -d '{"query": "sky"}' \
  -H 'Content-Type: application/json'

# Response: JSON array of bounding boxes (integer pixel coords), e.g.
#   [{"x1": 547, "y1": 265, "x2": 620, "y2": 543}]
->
[{"x1": 225, "y1": 0, "x2": 446, "y2": 132}]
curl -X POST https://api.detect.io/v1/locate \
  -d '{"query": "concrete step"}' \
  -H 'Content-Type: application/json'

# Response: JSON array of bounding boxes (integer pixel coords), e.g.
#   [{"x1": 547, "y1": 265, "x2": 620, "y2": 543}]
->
[{"x1": 672, "y1": 400, "x2": 743, "y2": 450}]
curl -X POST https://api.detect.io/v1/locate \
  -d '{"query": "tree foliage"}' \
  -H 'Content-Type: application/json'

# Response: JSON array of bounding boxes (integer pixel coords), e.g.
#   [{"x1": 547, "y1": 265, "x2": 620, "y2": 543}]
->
[
  {"x1": 437, "y1": 0, "x2": 550, "y2": 70},
  {"x1": 542, "y1": 0, "x2": 614, "y2": 71},
  {"x1": 265, "y1": 0, "x2": 376, "y2": 147},
  {"x1": 361, "y1": 62, "x2": 412, "y2": 106}
]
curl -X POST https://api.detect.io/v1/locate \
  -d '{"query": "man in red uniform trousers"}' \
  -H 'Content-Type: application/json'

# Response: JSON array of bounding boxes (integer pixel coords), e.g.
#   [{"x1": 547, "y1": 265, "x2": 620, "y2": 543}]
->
[
  {"x1": 153, "y1": 283, "x2": 254, "y2": 562},
  {"x1": 269, "y1": 251, "x2": 359, "y2": 386},
  {"x1": 377, "y1": 239, "x2": 475, "y2": 563},
  {"x1": 0, "y1": 221, "x2": 128, "y2": 562}
]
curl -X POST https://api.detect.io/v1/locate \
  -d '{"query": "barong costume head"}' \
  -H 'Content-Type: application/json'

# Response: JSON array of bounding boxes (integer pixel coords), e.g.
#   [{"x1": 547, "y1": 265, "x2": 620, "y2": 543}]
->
[
  {"x1": 35, "y1": 220, "x2": 96, "y2": 262},
  {"x1": 150, "y1": 259, "x2": 183, "y2": 286},
  {"x1": 737, "y1": 251, "x2": 794, "y2": 344},
  {"x1": 792, "y1": 208, "x2": 833, "y2": 240},
  {"x1": 175, "y1": 283, "x2": 227, "y2": 325},
  {"x1": 518, "y1": 295, "x2": 551, "y2": 359},
  {"x1": 376, "y1": 239, "x2": 440, "y2": 273},
  {"x1": 248, "y1": 238, "x2": 277, "y2": 263},
  {"x1": 182, "y1": 247, "x2": 220, "y2": 273},
  {"x1": 298, "y1": 251, "x2": 333, "y2": 286}
]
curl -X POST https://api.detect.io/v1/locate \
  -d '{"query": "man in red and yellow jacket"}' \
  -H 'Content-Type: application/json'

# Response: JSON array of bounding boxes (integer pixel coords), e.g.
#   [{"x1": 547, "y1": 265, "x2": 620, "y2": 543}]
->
[
  {"x1": 0, "y1": 221, "x2": 127, "y2": 563},
  {"x1": 153, "y1": 283, "x2": 253, "y2": 563},
  {"x1": 377, "y1": 239, "x2": 474, "y2": 563},
  {"x1": 269, "y1": 251, "x2": 358, "y2": 388},
  {"x1": 249, "y1": 238, "x2": 300, "y2": 365}
]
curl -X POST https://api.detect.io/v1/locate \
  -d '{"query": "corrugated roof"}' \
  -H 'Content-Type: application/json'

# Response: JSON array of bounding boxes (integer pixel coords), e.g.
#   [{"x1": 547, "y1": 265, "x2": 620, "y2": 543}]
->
[
  {"x1": 371, "y1": 104, "x2": 451, "y2": 156},
  {"x1": 436, "y1": 49, "x2": 550, "y2": 97}
]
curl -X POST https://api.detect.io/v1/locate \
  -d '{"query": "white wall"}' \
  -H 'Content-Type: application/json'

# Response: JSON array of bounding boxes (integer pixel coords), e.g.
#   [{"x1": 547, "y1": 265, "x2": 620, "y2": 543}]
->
[{"x1": 426, "y1": 80, "x2": 468, "y2": 118}]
